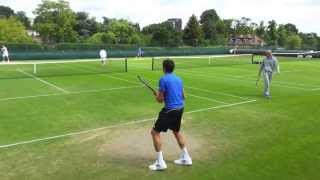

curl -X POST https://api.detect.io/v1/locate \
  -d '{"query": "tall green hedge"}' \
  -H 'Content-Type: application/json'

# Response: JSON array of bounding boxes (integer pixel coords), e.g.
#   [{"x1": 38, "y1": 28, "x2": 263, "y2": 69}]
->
[{"x1": 2, "y1": 43, "x2": 229, "y2": 60}]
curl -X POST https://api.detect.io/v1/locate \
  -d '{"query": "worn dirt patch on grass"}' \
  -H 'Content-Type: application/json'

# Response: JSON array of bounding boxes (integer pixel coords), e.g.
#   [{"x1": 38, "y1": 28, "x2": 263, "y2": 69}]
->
[{"x1": 96, "y1": 122, "x2": 205, "y2": 161}]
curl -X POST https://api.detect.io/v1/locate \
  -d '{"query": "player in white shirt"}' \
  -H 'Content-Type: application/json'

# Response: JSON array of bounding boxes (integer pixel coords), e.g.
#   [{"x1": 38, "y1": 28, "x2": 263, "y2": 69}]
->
[
  {"x1": 99, "y1": 49, "x2": 107, "y2": 65},
  {"x1": 1, "y1": 45, "x2": 10, "y2": 63}
]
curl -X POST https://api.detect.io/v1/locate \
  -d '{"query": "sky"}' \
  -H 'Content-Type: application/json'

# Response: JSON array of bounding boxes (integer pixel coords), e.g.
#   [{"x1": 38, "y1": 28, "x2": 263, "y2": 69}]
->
[{"x1": 0, "y1": 0, "x2": 319, "y2": 34}]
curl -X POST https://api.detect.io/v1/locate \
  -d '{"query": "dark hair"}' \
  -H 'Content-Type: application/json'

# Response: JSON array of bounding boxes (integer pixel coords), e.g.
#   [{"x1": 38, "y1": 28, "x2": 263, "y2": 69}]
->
[{"x1": 163, "y1": 59, "x2": 175, "y2": 73}]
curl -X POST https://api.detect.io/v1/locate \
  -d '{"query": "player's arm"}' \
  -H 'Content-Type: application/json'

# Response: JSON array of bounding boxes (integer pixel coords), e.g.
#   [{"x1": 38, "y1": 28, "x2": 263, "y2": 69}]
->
[
  {"x1": 156, "y1": 78, "x2": 165, "y2": 103},
  {"x1": 155, "y1": 91, "x2": 164, "y2": 103}
]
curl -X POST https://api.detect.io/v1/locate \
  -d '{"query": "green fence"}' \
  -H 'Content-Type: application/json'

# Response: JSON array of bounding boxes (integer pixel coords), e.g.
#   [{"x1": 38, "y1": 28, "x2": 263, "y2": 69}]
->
[{"x1": 2, "y1": 43, "x2": 229, "y2": 60}]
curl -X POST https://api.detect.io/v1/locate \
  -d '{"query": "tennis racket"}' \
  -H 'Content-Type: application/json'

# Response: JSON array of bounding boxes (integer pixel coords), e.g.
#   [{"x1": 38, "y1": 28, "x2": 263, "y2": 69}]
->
[{"x1": 137, "y1": 75, "x2": 157, "y2": 95}]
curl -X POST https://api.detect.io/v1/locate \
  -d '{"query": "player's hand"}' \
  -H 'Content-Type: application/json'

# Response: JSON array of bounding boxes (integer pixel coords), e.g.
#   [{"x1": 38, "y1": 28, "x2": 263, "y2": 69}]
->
[{"x1": 153, "y1": 91, "x2": 157, "y2": 96}]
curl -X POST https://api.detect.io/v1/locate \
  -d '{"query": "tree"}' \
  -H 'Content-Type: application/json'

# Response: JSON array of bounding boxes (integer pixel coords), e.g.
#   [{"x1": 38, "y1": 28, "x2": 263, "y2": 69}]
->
[
  {"x1": 255, "y1": 21, "x2": 266, "y2": 38},
  {"x1": 87, "y1": 32, "x2": 116, "y2": 44},
  {"x1": 0, "y1": 6, "x2": 14, "y2": 18},
  {"x1": 200, "y1": 9, "x2": 220, "y2": 42},
  {"x1": 104, "y1": 19, "x2": 136, "y2": 44},
  {"x1": 33, "y1": 0, "x2": 78, "y2": 43},
  {"x1": 234, "y1": 17, "x2": 254, "y2": 35},
  {"x1": 90, "y1": 19, "x2": 144, "y2": 45},
  {"x1": 74, "y1": 12, "x2": 98, "y2": 39},
  {"x1": 299, "y1": 33, "x2": 318, "y2": 50},
  {"x1": 0, "y1": 17, "x2": 32, "y2": 43},
  {"x1": 183, "y1": 15, "x2": 203, "y2": 46},
  {"x1": 266, "y1": 20, "x2": 278, "y2": 46},
  {"x1": 284, "y1": 23, "x2": 298, "y2": 35},
  {"x1": 285, "y1": 34, "x2": 302, "y2": 49},
  {"x1": 277, "y1": 25, "x2": 288, "y2": 47},
  {"x1": 142, "y1": 22, "x2": 182, "y2": 47},
  {"x1": 14, "y1": 11, "x2": 31, "y2": 29}
]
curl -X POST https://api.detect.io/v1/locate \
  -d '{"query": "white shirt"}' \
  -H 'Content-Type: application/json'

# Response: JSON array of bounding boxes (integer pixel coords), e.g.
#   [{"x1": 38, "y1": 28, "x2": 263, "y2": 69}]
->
[
  {"x1": 260, "y1": 56, "x2": 280, "y2": 73},
  {"x1": 1, "y1": 47, "x2": 8, "y2": 56},
  {"x1": 99, "y1": 49, "x2": 107, "y2": 58}
]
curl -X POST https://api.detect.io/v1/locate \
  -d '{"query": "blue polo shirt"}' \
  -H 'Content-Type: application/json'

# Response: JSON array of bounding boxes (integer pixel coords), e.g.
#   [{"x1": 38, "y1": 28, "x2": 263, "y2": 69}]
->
[{"x1": 159, "y1": 73, "x2": 184, "y2": 110}]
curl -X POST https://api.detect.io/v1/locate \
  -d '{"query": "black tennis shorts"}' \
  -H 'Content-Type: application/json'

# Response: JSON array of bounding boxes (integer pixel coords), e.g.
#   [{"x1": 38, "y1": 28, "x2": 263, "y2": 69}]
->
[{"x1": 153, "y1": 108, "x2": 184, "y2": 133}]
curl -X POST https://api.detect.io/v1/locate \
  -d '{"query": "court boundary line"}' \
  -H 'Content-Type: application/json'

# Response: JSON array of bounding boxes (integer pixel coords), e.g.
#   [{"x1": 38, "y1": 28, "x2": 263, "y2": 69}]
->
[
  {"x1": 111, "y1": 72, "x2": 253, "y2": 102},
  {"x1": 187, "y1": 93, "x2": 228, "y2": 104},
  {"x1": 184, "y1": 85, "x2": 250, "y2": 100},
  {"x1": 0, "y1": 85, "x2": 143, "y2": 102},
  {"x1": 178, "y1": 69, "x2": 313, "y2": 91},
  {"x1": 0, "y1": 99, "x2": 256, "y2": 149},
  {"x1": 60, "y1": 59, "x2": 254, "y2": 101},
  {"x1": 105, "y1": 74, "x2": 235, "y2": 104},
  {"x1": 17, "y1": 69, "x2": 70, "y2": 93},
  {"x1": 178, "y1": 67, "x2": 320, "y2": 90}
]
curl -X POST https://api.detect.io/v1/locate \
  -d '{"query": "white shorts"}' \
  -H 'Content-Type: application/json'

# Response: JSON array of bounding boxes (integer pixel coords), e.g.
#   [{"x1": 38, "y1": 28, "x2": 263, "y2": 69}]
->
[{"x1": 3, "y1": 53, "x2": 8, "y2": 57}]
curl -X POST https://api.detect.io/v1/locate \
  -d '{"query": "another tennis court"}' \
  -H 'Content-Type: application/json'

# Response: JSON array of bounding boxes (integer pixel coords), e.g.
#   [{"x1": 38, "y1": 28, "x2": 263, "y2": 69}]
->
[{"x1": 0, "y1": 55, "x2": 320, "y2": 180}]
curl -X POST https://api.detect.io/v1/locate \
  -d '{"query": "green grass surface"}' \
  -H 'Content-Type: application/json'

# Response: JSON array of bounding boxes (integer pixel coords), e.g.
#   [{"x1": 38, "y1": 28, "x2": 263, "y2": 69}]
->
[{"x1": 0, "y1": 55, "x2": 319, "y2": 180}]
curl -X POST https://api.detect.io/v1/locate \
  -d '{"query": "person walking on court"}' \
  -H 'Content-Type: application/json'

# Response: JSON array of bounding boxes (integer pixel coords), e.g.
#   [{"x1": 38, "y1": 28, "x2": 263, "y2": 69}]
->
[
  {"x1": 257, "y1": 50, "x2": 280, "y2": 98},
  {"x1": 1, "y1": 45, "x2": 10, "y2": 63},
  {"x1": 99, "y1": 49, "x2": 107, "y2": 65},
  {"x1": 149, "y1": 59, "x2": 192, "y2": 171}
]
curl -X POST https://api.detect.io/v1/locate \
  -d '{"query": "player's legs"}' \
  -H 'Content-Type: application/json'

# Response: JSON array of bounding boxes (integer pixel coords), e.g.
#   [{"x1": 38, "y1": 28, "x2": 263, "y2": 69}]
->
[
  {"x1": 6, "y1": 55, "x2": 10, "y2": 63},
  {"x1": 263, "y1": 71, "x2": 271, "y2": 97},
  {"x1": 149, "y1": 109, "x2": 169, "y2": 171},
  {"x1": 268, "y1": 72, "x2": 273, "y2": 82},
  {"x1": 173, "y1": 131, "x2": 185, "y2": 149},
  {"x1": 170, "y1": 109, "x2": 192, "y2": 166},
  {"x1": 101, "y1": 57, "x2": 106, "y2": 65},
  {"x1": 149, "y1": 129, "x2": 167, "y2": 171},
  {"x1": 151, "y1": 129, "x2": 162, "y2": 152},
  {"x1": 172, "y1": 131, "x2": 192, "y2": 165}
]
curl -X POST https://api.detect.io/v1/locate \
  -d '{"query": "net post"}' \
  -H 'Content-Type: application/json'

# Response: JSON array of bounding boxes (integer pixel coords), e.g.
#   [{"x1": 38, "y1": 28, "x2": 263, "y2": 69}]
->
[
  {"x1": 125, "y1": 58, "x2": 128, "y2": 72},
  {"x1": 152, "y1": 57, "x2": 154, "y2": 71},
  {"x1": 251, "y1": 54, "x2": 254, "y2": 64},
  {"x1": 33, "y1": 64, "x2": 37, "y2": 74}
]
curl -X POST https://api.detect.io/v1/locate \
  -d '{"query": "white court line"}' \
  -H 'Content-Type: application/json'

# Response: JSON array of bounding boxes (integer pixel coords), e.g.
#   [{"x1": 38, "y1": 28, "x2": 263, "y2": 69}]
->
[
  {"x1": 105, "y1": 74, "x2": 141, "y2": 85},
  {"x1": 113, "y1": 69, "x2": 252, "y2": 101},
  {"x1": 178, "y1": 66, "x2": 318, "y2": 89},
  {"x1": 154, "y1": 54, "x2": 251, "y2": 59},
  {"x1": 281, "y1": 70, "x2": 302, "y2": 73},
  {"x1": 0, "y1": 93, "x2": 64, "y2": 102},
  {"x1": 103, "y1": 74, "x2": 230, "y2": 104},
  {"x1": 0, "y1": 85, "x2": 142, "y2": 102},
  {"x1": 17, "y1": 69, "x2": 69, "y2": 93},
  {"x1": 0, "y1": 99, "x2": 256, "y2": 149},
  {"x1": 178, "y1": 69, "x2": 312, "y2": 91},
  {"x1": 187, "y1": 93, "x2": 228, "y2": 104},
  {"x1": 184, "y1": 85, "x2": 250, "y2": 100}
]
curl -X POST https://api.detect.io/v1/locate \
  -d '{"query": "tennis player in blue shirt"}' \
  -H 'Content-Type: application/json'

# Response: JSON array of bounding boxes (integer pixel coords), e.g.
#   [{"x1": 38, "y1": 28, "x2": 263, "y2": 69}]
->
[{"x1": 149, "y1": 59, "x2": 192, "y2": 171}]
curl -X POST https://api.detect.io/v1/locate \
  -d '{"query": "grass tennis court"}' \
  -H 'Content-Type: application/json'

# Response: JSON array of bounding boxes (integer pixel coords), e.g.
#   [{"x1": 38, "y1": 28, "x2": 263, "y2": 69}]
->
[{"x1": 0, "y1": 55, "x2": 320, "y2": 180}]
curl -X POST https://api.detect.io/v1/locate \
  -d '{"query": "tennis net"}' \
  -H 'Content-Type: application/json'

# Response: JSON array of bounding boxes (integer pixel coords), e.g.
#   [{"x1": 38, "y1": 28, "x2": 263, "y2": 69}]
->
[
  {"x1": 252, "y1": 51, "x2": 320, "y2": 64},
  {"x1": 151, "y1": 54, "x2": 252, "y2": 71},
  {"x1": 0, "y1": 58, "x2": 127, "y2": 79}
]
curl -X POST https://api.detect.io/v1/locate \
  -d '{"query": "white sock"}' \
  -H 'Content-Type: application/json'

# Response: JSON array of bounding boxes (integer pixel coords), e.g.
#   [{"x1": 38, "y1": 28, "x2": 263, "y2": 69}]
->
[
  {"x1": 182, "y1": 147, "x2": 190, "y2": 158},
  {"x1": 156, "y1": 151, "x2": 164, "y2": 162}
]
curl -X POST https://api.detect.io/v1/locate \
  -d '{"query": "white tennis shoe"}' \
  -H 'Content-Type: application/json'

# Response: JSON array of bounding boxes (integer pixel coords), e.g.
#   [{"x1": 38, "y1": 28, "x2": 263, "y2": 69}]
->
[
  {"x1": 174, "y1": 155, "x2": 192, "y2": 166},
  {"x1": 149, "y1": 160, "x2": 167, "y2": 171}
]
